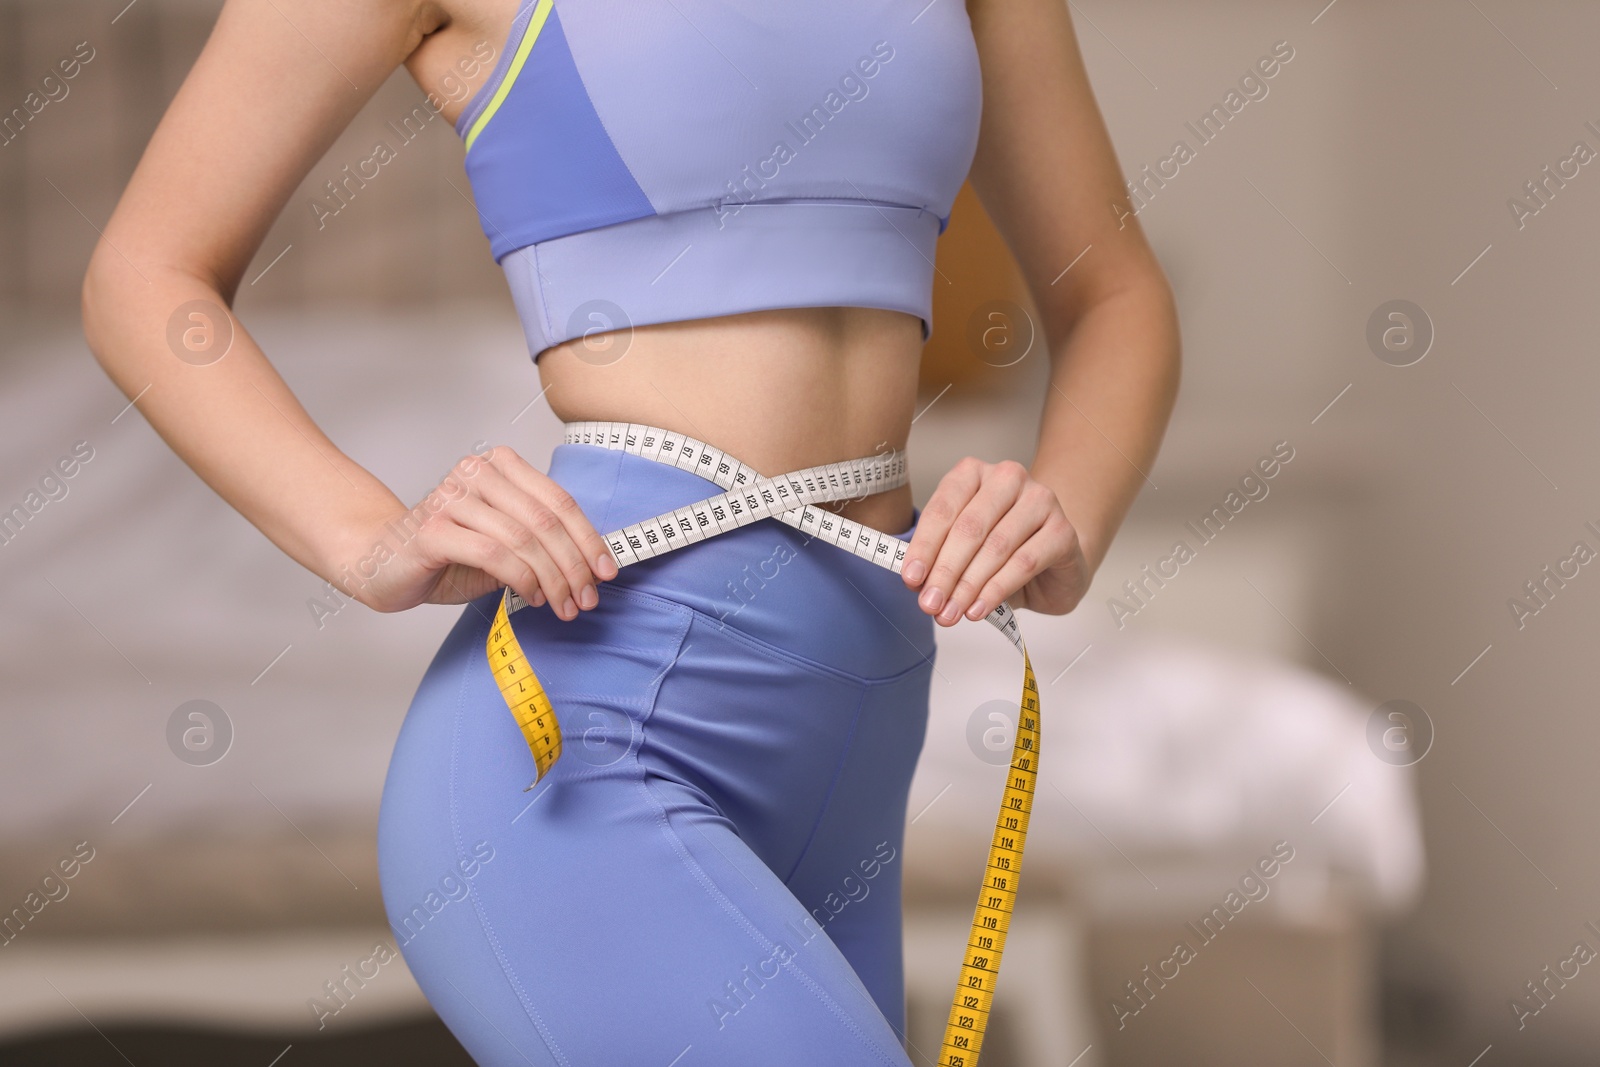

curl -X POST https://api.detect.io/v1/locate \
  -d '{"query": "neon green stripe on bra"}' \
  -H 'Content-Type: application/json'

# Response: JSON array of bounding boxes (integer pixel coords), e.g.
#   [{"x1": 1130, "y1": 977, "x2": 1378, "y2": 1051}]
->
[{"x1": 465, "y1": 0, "x2": 555, "y2": 153}]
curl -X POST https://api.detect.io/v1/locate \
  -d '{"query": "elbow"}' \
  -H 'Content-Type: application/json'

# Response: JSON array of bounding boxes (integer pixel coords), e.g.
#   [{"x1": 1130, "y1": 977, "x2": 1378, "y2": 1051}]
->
[
  {"x1": 1112, "y1": 260, "x2": 1182, "y2": 406},
  {"x1": 1046, "y1": 257, "x2": 1182, "y2": 386},
  {"x1": 1128, "y1": 254, "x2": 1181, "y2": 359},
  {"x1": 1143, "y1": 274, "x2": 1182, "y2": 427},
  {"x1": 1148, "y1": 268, "x2": 1182, "y2": 400},
  {"x1": 80, "y1": 241, "x2": 224, "y2": 370},
  {"x1": 80, "y1": 241, "x2": 130, "y2": 367}
]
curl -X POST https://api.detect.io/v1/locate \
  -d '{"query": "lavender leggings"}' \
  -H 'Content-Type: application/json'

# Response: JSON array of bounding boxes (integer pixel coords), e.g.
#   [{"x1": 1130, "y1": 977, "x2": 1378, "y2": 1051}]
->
[{"x1": 377, "y1": 441, "x2": 936, "y2": 1065}]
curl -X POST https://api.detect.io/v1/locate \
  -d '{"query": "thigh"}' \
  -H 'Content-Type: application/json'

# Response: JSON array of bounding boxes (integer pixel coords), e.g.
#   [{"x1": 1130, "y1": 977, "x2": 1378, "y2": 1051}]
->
[
  {"x1": 378, "y1": 587, "x2": 916, "y2": 1067},
  {"x1": 642, "y1": 609, "x2": 935, "y2": 1040},
  {"x1": 780, "y1": 664, "x2": 934, "y2": 1041}
]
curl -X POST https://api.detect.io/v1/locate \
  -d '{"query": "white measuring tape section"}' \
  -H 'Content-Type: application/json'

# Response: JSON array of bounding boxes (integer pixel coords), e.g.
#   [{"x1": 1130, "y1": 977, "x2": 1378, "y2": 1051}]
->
[{"x1": 485, "y1": 420, "x2": 1039, "y2": 1067}]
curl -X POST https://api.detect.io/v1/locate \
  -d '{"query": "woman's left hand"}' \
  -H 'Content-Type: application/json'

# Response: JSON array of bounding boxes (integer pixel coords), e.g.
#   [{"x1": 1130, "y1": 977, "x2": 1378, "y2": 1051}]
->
[{"x1": 901, "y1": 457, "x2": 1089, "y2": 624}]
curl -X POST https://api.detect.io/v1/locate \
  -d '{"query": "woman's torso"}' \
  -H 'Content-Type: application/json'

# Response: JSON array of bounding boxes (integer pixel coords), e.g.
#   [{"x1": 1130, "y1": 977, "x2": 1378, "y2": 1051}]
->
[{"x1": 407, "y1": 0, "x2": 980, "y2": 533}]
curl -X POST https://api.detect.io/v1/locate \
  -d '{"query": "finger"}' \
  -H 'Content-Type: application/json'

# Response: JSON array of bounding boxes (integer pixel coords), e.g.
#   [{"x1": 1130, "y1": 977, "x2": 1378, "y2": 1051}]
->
[
  {"x1": 485, "y1": 448, "x2": 618, "y2": 582},
  {"x1": 416, "y1": 519, "x2": 543, "y2": 610},
  {"x1": 471, "y1": 462, "x2": 599, "y2": 615},
  {"x1": 945, "y1": 483, "x2": 1059, "y2": 622},
  {"x1": 979, "y1": 517, "x2": 1080, "y2": 615},
  {"x1": 901, "y1": 458, "x2": 983, "y2": 591},
  {"x1": 446, "y1": 493, "x2": 579, "y2": 620},
  {"x1": 920, "y1": 462, "x2": 1029, "y2": 620}
]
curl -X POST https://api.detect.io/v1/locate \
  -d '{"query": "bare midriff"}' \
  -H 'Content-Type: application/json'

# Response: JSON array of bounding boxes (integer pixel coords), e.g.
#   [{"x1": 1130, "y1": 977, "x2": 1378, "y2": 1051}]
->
[{"x1": 536, "y1": 304, "x2": 923, "y2": 535}]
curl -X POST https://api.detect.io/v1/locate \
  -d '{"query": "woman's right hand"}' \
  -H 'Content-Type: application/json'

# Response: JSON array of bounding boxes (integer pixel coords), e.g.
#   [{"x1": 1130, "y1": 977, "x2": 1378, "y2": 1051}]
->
[{"x1": 336, "y1": 445, "x2": 618, "y2": 620}]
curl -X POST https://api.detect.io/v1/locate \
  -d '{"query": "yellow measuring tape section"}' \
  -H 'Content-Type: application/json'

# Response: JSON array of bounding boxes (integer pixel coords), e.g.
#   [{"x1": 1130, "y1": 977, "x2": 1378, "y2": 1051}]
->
[
  {"x1": 482, "y1": 421, "x2": 1037, "y2": 1066},
  {"x1": 487, "y1": 590, "x2": 561, "y2": 785},
  {"x1": 939, "y1": 650, "x2": 1037, "y2": 1067}
]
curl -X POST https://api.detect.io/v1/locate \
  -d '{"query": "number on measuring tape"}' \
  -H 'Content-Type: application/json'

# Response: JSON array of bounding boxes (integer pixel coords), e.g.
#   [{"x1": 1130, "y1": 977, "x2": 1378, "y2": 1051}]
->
[{"x1": 485, "y1": 588, "x2": 562, "y2": 787}]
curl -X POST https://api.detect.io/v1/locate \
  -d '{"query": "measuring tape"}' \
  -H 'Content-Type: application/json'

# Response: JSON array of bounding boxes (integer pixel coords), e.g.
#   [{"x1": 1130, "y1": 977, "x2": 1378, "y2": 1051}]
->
[{"x1": 485, "y1": 421, "x2": 1038, "y2": 1067}]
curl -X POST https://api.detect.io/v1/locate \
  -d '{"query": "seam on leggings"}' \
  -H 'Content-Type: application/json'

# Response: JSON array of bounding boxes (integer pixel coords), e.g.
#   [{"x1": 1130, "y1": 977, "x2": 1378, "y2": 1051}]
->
[
  {"x1": 693, "y1": 605, "x2": 937, "y2": 690},
  {"x1": 529, "y1": 639, "x2": 653, "y2": 658},
  {"x1": 780, "y1": 681, "x2": 869, "y2": 885},
  {"x1": 551, "y1": 690, "x2": 653, "y2": 709},
  {"x1": 591, "y1": 443, "x2": 626, "y2": 540},
  {"x1": 635, "y1": 628, "x2": 907, "y2": 1065},
  {"x1": 615, "y1": 583, "x2": 924, "y2": 688},
  {"x1": 638, "y1": 773, "x2": 908, "y2": 1065},
  {"x1": 450, "y1": 611, "x2": 572, "y2": 1067},
  {"x1": 692, "y1": 599, "x2": 938, "y2": 688},
  {"x1": 580, "y1": 584, "x2": 693, "y2": 725}
]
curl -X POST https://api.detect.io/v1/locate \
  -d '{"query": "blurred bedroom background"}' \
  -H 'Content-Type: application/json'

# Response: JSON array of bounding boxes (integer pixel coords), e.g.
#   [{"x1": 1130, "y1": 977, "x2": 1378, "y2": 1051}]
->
[{"x1": 3, "y1": 1, "x2": 1598, "y2": 1064}]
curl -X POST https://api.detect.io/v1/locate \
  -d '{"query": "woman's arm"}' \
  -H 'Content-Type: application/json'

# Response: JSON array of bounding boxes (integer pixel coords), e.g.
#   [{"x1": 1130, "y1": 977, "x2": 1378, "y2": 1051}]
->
[
  {"x1": 81, "y1": 0, "x2": 614, "y2": 619},
  {"x1": 902, "y1": 0, "x2": 1181, "y2": 623}
]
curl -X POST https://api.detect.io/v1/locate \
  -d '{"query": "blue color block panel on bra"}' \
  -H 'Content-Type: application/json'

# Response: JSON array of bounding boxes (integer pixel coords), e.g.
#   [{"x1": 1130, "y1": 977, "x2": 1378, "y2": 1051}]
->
[{"x1": 462, "y1": 5, "x2": 657, "y2": 262}]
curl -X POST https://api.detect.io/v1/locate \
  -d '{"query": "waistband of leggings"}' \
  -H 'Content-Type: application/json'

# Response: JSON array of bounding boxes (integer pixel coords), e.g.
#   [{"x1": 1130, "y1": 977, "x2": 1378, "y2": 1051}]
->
[{"x1": 544, "y1": 442, "x2": 936, "y2": 680}]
